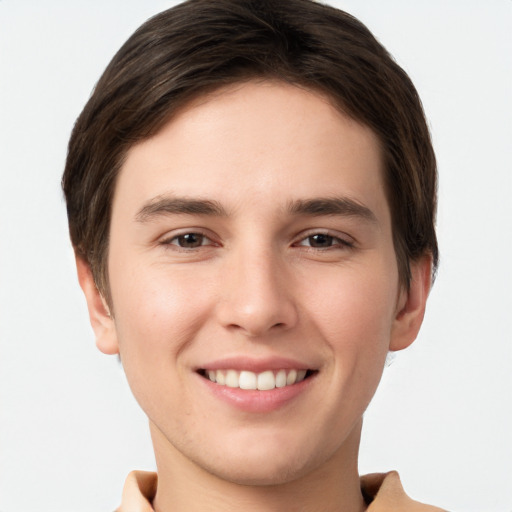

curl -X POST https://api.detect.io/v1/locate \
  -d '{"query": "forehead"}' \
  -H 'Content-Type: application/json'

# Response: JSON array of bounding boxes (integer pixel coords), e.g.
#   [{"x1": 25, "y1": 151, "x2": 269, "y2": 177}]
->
[{"x1": 114, "y1": 80, "x2": 388, "y2": 222}]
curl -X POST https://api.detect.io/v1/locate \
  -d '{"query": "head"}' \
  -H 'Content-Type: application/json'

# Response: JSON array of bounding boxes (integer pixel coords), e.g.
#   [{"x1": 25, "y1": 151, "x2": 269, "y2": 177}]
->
[
  {"x1": 63, "y1": 0, "x2": 437, "y2": 305},
  {"x1": 63, "y1": 0, "x2": 437, "y2": 489}
]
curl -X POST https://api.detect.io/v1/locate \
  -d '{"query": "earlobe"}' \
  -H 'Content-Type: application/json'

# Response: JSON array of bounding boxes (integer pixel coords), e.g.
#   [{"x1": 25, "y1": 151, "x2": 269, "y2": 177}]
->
[
  {"x1": 75, "y1": 255, "x2": 119, "y2": 355},
  {"x1": 389, "y1": 255, "x2": 432, "y2": 352}
]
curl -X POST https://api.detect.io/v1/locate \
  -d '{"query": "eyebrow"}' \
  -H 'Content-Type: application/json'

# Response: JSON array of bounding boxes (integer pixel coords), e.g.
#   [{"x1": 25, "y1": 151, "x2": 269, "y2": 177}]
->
[
  {"x1": 135, "y1": 195, "x2": 377, "y2": 224},
  {"x1": 287, "y1": 197, "x2": 377, "y2": 223},
  {"x1": 136, "y1": 196, "x2": 228, "y2": 222}
]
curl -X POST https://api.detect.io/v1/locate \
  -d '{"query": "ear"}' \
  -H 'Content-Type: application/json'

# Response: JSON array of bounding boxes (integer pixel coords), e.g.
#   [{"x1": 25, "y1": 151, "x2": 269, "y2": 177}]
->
[
  {"x1": 75, "y1": 255, "x2": 119, "y2": 355},
  {"x1": 389, "y1": 255, "x2": 432, "y2": 352}
]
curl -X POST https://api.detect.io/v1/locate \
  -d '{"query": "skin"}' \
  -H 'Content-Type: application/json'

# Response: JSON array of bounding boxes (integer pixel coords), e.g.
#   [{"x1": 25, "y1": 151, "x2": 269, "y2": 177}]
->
[{"x1": 77, "y1": 81, "x2": 431, "y2": 511}]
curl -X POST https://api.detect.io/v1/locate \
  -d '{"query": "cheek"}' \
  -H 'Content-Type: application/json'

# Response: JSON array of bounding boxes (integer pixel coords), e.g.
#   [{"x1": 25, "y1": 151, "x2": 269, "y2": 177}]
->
[
  {"x1": 108, "y1": 261, "x2": 215, "y2": 392},
  {"x1": 307, "y1": 262, "x2": 398, "y2": 341},
  {"x1": 304, "y1": 262, "x2": 398, "y2": 391}
]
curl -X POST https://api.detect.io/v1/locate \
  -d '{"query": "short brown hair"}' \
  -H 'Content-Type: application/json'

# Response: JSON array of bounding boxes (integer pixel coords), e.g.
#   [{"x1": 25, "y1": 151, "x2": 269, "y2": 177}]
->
[{"x1": 62, "y1": 0, "x2": 438, "y2": 300}]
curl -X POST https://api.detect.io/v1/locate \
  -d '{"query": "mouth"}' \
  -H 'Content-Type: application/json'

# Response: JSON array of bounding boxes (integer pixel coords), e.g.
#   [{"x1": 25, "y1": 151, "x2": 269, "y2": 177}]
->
[{"x1": 197, "y1": 368, "x2": 317, "y2": 391}]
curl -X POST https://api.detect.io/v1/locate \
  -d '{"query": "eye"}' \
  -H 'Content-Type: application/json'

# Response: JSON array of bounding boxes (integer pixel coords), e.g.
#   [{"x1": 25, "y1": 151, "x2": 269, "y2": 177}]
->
[
  {"x1": 296, "y1": 233, "x2": 353, "y2": 249},
  {"x1": 302, "y1": 233, "x2": 335, "y2": 248},
  {"x1": 166, "y1": 232, "x2": 211, "y2": 249}
]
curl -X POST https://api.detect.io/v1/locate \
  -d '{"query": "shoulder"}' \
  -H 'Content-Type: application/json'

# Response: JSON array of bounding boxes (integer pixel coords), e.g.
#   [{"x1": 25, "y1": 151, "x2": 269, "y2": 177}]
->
[
  {"x1": 361, "y1": 471, "x2": 447, "y2": 511},
  {"x1": 115, "y1": 470, "x2": 157, "y2": 512}
]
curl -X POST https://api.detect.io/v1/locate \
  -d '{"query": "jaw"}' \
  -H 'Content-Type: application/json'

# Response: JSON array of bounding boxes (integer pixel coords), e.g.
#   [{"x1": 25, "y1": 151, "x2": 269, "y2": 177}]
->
[{"x1": 149, "y1": 416, "x2": 365, "y2": 512}]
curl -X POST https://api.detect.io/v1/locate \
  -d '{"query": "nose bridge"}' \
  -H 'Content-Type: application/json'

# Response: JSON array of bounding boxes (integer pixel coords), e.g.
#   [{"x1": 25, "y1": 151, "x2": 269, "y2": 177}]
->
[{"x1": 217, "y1": 240, "x2": 297, "y2": 336}]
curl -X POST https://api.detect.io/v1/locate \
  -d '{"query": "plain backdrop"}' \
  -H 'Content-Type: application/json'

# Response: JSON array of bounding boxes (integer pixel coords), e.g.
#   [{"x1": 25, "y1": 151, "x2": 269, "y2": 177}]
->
[{"x1": 1, "y1": 1, "x2": 511, "y2": 511}]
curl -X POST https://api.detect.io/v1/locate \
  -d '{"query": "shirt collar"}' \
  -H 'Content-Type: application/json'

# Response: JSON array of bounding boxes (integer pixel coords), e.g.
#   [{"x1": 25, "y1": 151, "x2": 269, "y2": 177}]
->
[{"x1": 116, "y1": 470, "x2": 444, "y2": 511}]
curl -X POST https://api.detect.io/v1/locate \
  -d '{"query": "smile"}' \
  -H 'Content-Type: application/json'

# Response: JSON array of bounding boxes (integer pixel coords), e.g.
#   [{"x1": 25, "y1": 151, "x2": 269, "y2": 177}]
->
[{"x1": 199, "y1": 369, "x2": 313, "y2": 390}]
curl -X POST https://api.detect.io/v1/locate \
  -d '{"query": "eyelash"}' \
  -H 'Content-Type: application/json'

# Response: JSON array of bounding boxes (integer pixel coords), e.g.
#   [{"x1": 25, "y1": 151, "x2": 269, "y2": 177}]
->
[
  {"x1": 160, "y1": 231, "x2": 215, "y2": 250},
  {"x1": 293, "y1": 232, "x2": 354, "y2": 250},
  {"x1": 159, "y1": 230, "x2": 354, "y2": 251}
]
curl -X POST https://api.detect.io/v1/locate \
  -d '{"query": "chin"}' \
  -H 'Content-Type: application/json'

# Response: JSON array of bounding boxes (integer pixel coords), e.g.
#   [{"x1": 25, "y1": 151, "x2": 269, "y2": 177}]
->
[
  {"x1": 205, "y1": 454, "x2": 313, "y2": 487},
  {"x1": 192, "y1": 437, "x2": 325, "y2": 487}
]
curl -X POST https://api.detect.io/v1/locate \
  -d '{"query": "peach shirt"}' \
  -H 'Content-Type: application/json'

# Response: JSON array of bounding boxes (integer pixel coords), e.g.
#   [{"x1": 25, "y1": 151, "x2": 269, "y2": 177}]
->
[{"x1": 116, "y1": 470, "x2": 446, "y2": 511}]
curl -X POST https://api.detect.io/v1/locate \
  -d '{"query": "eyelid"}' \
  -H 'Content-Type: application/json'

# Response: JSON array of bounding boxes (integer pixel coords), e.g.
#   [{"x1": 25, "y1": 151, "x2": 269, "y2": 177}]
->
[
  {"x1": 155, "y1": 227, "x2": 355, "y2": 250},
  {"x1": 293, "y1": 229, "x2": 355, "y2": 248},
  {"x1": 158, "y1": 228, "x2": 218, "y2": 248}
]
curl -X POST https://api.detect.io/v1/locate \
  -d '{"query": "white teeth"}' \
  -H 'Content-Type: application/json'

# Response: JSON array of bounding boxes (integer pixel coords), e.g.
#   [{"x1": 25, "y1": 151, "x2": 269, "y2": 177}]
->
[
  {"x1": 225, "y1": 369, "x2": 239, "y2": 388},
  {"x1": 286, "y1": 369, "x2": 297, "y2": 385},
  {"x1": 239, "y1": 370, "x2": 257, "y2": 390},
  {"x1": 204, "y1": 369, "x2": 310, "y2": 390},
  {"x1": 275, "y1": 369, "x2": 287, "y2": 388},
  {"x1": 257, "y1": 370, "x2": 275, "y2": 391}
]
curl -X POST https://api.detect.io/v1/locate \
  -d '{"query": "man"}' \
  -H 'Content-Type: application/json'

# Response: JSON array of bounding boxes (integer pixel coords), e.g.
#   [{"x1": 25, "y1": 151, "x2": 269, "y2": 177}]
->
[{"x1": 62, "y1": 0, "x2": 443, "y2": 510}]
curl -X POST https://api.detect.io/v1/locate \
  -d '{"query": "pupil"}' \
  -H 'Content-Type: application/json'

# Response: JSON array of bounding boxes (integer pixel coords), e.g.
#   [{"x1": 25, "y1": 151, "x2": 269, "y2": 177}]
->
[
  {"x1": 179, "y1": 233, "x2": 203, "y2": 248},
  {"x1": 310, "y1": 234, "x2": 332, "y2": 247}
]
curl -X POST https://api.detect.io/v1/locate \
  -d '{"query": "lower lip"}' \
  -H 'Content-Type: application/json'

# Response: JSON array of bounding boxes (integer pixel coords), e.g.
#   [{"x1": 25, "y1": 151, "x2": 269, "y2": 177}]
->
[{"x1": 198, "y1": 373, "x2": 315, "y2": 413}]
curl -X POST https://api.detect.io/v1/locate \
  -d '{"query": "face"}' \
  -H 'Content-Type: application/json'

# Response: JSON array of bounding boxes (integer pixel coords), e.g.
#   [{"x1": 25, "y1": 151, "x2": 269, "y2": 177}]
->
[{"x1": 85, "y1": 81, "x2": 427, "y2": 485}]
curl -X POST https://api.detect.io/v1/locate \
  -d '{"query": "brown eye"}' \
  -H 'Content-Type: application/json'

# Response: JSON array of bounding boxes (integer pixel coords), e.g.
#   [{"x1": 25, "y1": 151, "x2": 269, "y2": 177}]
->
[
  {"x1": 296, "y1": 232, "x2": 353, "y2": 250},
  {"x1": 306, "y1": 234, "x2": 334, "y2": 248},
  {"x1": 173, "y1": 233, "x2": 206, "y2": 248}
]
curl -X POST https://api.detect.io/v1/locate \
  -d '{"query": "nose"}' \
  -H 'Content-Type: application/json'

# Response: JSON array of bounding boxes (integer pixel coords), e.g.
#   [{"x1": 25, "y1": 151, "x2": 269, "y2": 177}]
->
[{"x1": 215, "y1": 245, "x2": 298, "y2": 338}]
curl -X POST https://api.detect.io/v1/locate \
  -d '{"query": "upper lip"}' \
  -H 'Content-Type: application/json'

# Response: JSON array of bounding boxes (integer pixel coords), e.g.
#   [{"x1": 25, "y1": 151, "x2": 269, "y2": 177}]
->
[{"x1": 196, "y1": 356, "x2": 316, "y2": 373}]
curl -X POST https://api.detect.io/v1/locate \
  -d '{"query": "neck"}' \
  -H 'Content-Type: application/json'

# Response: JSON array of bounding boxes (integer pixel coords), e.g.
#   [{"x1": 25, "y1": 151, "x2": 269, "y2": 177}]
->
[{"x1": 150, "y1": 421, "x2": 366, "y2": 512}]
